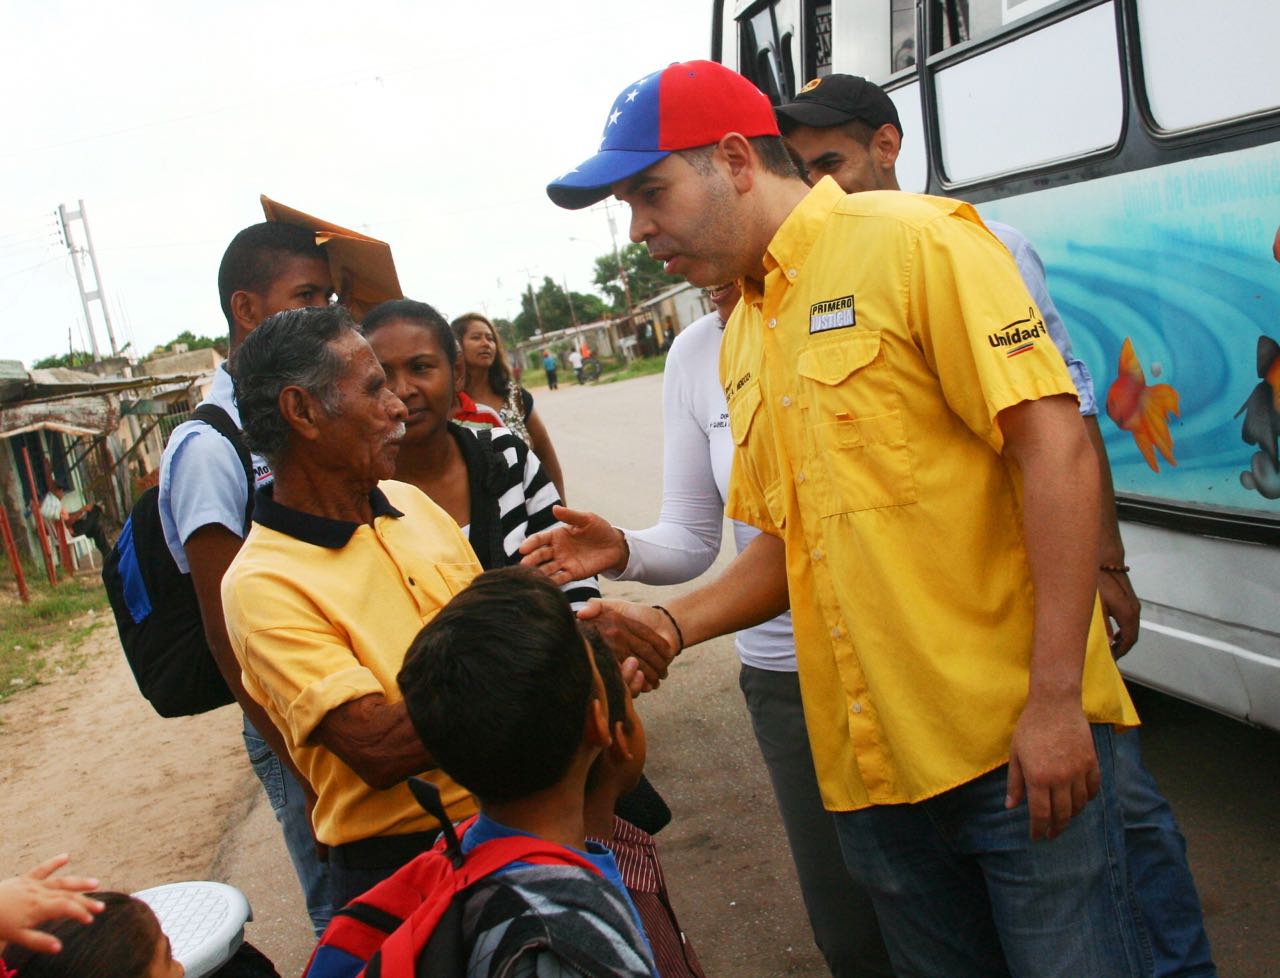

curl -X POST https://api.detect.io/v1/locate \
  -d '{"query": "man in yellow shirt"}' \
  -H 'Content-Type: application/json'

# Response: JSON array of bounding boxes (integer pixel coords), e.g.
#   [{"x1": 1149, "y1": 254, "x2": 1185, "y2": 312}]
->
[
  {"x1": 545, "y1": 61, "x2": 1145, "y2": 976},
  {"x1": 778, "y1": 75, "x2": 1214, "y2": 978},
  {"x1": 221, "y1": 304, "x2": 480, "y2": 909}
]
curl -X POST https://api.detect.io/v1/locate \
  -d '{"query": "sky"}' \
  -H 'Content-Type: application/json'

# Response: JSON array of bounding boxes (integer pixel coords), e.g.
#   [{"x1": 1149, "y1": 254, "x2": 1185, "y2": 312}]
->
[{"x1": 0, "y1": 0, "x2": 712, "y2": 368}]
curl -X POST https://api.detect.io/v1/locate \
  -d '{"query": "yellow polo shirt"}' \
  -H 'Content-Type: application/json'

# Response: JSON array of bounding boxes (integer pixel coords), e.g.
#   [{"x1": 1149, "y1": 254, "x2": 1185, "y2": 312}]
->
[
  {"x1": 222, "y1": 479, "x2": 480, "y2": 846},
  {"x1": 722, "y1": 178, "x2": 1137, "y2": 812}
]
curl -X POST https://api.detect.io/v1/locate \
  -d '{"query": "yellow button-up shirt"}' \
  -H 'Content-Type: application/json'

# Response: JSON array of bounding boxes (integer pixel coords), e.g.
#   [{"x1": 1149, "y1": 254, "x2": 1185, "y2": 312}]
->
[
  {"x1": 722, "y1": 179, "x2": 1137, "y2": 812},
  {"x1": 223, "y1": 479, "x2": 480, "y2": 846}
]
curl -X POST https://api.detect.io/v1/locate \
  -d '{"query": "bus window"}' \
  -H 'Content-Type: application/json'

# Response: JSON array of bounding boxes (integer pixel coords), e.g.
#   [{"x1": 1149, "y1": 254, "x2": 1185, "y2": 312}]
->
[
  {"x1": 738, "y1": 0, "x2": 801, "y2": 103},
  {"x1": 934, "y1": 2, "x2": 1122, "y2": 184},
  {"x1": 889, "y1": 82, "x2": 928, "y2": 192},
  {"x1": 1137, "y1": 0, "x2": 1280, "y2": 132},
  {"x1": 811, "y1": 3, "x2": 833, "y2": 78},
  {"x1": 930, "y1": 0, "x2": 1061, "y2": 52},
  {"x1": 890, "y1": 0, "x2": 916, "y2": 71}
]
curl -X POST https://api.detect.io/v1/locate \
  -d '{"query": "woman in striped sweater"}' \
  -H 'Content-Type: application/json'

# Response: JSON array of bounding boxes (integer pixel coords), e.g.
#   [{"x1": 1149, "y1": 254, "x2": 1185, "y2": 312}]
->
[{"x1": 362, "y1": 299, "x2": 597, "y2": 608}]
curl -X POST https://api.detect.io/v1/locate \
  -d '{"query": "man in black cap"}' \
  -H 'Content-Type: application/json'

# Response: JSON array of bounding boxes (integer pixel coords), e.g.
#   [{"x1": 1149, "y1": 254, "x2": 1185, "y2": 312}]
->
[{"x1": 776, "y1": 74, "x2": 1214, "y2": 978}]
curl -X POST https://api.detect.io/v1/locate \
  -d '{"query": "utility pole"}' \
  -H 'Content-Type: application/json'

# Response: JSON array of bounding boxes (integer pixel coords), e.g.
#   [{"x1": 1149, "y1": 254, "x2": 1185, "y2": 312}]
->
[
  {"x1": 522, "y1": 268, "x2": 545, "y2": 334},
  {"x1": 603, "y1": 202, "x2": 635, "y2": 318},
  {"x1": 57, "y1": 199, "x2": 119, "y2": 361},
  {"x1": 562, "y1": 275, "x2": 579, "y2": 328}
]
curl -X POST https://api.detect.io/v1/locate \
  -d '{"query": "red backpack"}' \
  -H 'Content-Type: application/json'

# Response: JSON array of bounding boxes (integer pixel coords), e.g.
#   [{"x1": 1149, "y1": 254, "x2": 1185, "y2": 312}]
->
[{"x1": 304, "y1": 780, "x2": 601, "y2": 978}]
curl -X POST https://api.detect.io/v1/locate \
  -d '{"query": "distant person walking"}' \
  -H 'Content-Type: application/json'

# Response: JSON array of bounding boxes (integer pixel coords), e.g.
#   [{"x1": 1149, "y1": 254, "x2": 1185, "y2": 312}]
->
[
  {"x1": 569, "y1": 348, "x2": 585, "y2": 384},
  {"x1": 542, "y1": 350, "x2": 559, "y2": 390}
]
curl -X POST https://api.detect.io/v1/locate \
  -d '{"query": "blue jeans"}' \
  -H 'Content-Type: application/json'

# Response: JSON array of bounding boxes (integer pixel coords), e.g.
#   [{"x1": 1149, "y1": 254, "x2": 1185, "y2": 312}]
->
[
  {"x1": 1115, "y1": 728, "x2": 1215, "y2": 977},
  {"x1": 242, "y1": 717, "x2": 332, "y2": 937},
  {"x1": 833, "y1": 725, "x2": 1146, "y2": 978}
]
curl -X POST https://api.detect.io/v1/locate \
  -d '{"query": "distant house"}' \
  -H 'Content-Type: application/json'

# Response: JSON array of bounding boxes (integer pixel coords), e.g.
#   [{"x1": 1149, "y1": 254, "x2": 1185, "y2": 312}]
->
[
  {"x1": 633, "y1": 282, "x2": 711, "y2": 356},
  {"x1": 0, "y1": 355, "x2": 213, "y2": 563}
]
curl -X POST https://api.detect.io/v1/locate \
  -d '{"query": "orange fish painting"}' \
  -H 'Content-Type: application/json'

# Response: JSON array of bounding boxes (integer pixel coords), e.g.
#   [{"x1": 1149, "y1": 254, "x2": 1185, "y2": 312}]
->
[{"x1": 1106, "y1": 338, "x2": 1181, "y2": 472}]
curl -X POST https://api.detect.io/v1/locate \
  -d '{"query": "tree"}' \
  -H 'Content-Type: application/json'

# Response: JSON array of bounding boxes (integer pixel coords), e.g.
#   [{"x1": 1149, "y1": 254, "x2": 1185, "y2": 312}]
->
[
  {"x1": 157, "y1": 330, "x2": 226, "y2": 357},
  {"x1": 592, "y1": 242, "x2": 682, "y2": 311},
  {"x1": 512, "y1": 277, "x2": 608, "y2": 339},
  {"x1": 32, "y1": 350, "x2": 94, "y2": 370}
]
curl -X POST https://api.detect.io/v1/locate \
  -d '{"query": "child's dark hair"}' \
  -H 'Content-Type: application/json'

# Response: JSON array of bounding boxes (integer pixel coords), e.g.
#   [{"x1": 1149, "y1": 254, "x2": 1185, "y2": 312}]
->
[
  {"x1": 584, "y1": 626, "x2": 629, "y2": 793},
  {"x1": 585, "y1": 625, "x2": 630, "y2": 733},
  {"x1": 398, "y1": 567, "x2": 595, "y2": 804},
  {"x1": 0, "y1": 892, "x2": 160, "y2": 978}
]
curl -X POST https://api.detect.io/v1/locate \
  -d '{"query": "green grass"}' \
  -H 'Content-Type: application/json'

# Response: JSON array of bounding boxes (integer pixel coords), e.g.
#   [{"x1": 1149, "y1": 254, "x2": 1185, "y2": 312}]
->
[
  {"x1": 521, "y1": 354, "x2": 668, "y2": 391},
  {"x1": 595, "y1": 353, "x2": 668, "y2": 385},
  {"x1": 0, "y1": 575, "x2": 110, "y2": 704}
]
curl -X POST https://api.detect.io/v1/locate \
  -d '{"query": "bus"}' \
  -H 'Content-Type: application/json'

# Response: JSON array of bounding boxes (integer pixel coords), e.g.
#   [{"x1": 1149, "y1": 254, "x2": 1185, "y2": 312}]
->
[{"x1": 712, "y1": 0, "x2": 1280, "y2": 731}]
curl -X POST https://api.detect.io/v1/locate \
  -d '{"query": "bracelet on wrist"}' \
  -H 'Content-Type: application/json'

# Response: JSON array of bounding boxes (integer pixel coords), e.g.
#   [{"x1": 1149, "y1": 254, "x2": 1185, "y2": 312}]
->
[
  {"x1": 651, "y1": 604, "x2": 685, "y2": 655},
  {"x1": 1100, "y1": 563, "x2": 1130, "y2": 574}
]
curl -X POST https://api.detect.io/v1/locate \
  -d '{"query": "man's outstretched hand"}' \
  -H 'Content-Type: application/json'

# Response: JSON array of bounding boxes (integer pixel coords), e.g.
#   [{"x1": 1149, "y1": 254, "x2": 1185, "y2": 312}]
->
[{"x1": 520, "y1": 506, "x2": 629, "y2": 582}]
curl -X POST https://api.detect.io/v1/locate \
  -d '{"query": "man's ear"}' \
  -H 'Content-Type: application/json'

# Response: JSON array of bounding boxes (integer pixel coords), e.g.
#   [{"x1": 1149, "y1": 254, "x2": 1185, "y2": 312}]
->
[
  {"x1": 872, "y1": 123, "x2": 902, "y2": 170},
  {"x1": 278, "y1": 386, "x2": 325, "y2": 444},
  {"x1": 718, "y1": 132, "x2": 756, "y2": 192}
]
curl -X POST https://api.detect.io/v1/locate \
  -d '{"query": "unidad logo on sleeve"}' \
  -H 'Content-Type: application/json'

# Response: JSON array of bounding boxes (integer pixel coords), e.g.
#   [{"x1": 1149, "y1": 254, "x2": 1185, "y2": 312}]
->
[
  {"x1": 987, "y1": 306, "x2": 1045, "y2": 358},
  {"x1": 809, "y1": 295, "x2": 856, "y2": 334}
]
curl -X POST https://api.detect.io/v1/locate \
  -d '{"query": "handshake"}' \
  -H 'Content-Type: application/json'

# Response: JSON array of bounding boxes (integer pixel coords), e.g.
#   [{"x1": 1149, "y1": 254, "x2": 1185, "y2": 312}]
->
[{"x1": 520, "y1": 505, "x2": 683, "y2": 693}]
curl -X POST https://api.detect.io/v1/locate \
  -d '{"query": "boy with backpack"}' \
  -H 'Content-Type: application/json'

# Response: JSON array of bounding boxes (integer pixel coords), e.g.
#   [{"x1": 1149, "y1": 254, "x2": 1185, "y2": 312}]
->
[
  {"x1": 306, "y1": 567, "x2": 657, "y2": 978},
  {"x1": 584, "y1": 634, "x2": 705, "y2": 978},
  {"x1": 153, "y1": 222, "x2": 335, "y2": 933}
]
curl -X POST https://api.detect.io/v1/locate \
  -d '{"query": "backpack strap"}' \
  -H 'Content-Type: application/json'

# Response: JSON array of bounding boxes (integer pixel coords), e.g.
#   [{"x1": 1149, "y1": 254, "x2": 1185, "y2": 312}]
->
[{"x1": 189, "y1": 404, "x2": 255, "y2": 530}]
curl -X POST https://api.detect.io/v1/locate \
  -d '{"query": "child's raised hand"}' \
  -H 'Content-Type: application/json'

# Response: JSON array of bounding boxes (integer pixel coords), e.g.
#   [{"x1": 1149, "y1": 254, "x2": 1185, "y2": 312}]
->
[{"x1": 0, "y1": 854, "x2": 104, "y2": 955}]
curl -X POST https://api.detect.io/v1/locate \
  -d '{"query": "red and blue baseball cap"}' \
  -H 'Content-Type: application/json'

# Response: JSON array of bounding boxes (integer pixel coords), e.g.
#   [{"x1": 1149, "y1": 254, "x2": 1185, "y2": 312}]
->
[{"x1": 547, "y1": 60, "x2": 779, "y2": 210}]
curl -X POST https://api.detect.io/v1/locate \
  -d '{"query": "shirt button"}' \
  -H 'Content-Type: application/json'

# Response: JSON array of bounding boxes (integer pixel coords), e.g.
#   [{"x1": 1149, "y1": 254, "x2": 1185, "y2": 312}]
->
[
  {"x1": 787, "y1": 268, "x2": 798, "y2": 279},
  {"x1": 852, "y1": 702, "x2": 863, "y2": 715},
  {"x1": 781, "y1": 395, "x2": 792, "y2": 407},
  {"x1": 768, "y1": 318, "x2": 777, "y2": 329},
  {"x1": 811, "y1": 548, "x2": 823, "y2": 561},
  {"x1": 830, "y1": 625, "x2": 842, "y2": 639},
  {"x1": 795, "y1": 471, "x2": 805, "y2": 484}
]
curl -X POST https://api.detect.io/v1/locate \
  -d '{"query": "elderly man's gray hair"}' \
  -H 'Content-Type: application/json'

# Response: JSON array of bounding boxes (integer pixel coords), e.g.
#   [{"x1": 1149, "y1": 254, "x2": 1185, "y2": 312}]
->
[{"x1": 229, "y1": 305, "x2": 355, "y2": 465}]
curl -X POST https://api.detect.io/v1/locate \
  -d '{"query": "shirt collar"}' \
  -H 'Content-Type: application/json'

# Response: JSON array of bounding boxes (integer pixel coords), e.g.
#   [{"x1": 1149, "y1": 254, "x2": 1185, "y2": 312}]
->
[
  {"x1": 252, "y1": 482, "x2": 404, "y2": 548},
  {"x1": 742, "y1": 176, "x2": 846, "y2": 307}
]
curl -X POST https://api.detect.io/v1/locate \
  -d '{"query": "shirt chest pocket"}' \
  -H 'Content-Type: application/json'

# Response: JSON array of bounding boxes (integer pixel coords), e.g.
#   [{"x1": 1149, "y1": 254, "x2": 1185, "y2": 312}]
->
[
  {"x1": 796, "y1": 332, "x2": 918, "y2": 516},
  {"x1": 728, "y1": 381, "x2": 787, "y2": 530}
]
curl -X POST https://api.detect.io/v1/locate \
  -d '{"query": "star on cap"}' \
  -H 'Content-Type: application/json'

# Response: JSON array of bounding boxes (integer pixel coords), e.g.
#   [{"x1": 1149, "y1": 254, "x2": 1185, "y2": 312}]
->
[
  {"x1": 608, "y1": 108, "x2": 622, "y2": 126},
  {"x1": 625, "y1": 89, "x2": 640, "y2": 102}
]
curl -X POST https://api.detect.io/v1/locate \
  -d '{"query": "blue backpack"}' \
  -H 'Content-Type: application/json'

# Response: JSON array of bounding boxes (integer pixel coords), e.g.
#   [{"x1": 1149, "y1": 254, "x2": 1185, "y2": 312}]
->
[{"x1": 102, "y1": 404, "x2": 252, "y2": 717}]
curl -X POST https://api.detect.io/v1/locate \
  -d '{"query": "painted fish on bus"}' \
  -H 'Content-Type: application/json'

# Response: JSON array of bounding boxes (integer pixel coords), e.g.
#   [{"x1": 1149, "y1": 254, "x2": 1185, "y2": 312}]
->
[
  {"x1": 1237, "y1": 334, "x2": 1280, "y2": 499},
  {"x1": 1106, "y1": 337, "x2": 1180, "y2": 473}
]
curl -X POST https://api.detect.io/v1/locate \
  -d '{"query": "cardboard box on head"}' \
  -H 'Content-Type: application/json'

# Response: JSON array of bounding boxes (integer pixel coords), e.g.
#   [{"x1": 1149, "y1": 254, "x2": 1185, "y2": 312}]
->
[{"x1": 260, "y1": 194, "x2": 403, "y2": 322}]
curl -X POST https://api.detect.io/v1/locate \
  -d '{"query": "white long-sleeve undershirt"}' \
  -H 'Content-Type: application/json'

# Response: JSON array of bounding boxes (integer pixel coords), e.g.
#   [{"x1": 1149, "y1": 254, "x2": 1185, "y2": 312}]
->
[{"x1": 610, "y1": 311, "x2": 799, "y2": 672}]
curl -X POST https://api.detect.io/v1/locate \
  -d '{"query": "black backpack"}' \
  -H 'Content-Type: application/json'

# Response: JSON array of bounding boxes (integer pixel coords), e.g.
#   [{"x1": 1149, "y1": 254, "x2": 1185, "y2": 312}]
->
[{"x1": 103, "y1": 404, "x2": 254, "y2": 717}]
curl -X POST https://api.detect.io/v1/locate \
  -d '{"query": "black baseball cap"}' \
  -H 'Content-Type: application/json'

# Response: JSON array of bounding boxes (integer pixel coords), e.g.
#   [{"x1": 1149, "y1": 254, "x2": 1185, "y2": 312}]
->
[{"x1": 775, "y1": 74, "x2": 902, "y2": 136}]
